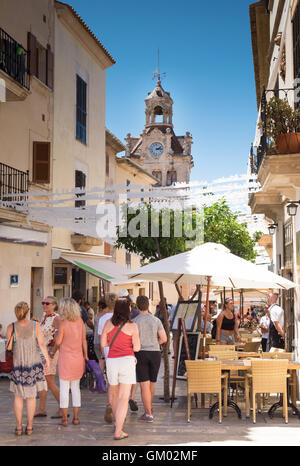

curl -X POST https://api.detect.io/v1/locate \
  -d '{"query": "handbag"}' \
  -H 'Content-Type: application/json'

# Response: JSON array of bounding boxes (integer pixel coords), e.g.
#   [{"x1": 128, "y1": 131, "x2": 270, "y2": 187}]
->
[{"x1": 0, "y1": 323, "x2": 15, "y2": 373}]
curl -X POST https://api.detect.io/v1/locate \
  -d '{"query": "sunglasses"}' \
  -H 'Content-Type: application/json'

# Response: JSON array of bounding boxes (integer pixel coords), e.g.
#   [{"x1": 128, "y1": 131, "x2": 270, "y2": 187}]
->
[{"x1": 42, "y1": 301, "x2": 54, "y2": 306}]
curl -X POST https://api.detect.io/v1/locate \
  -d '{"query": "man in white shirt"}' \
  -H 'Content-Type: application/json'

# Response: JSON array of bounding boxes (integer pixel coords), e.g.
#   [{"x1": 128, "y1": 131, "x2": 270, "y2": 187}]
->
[
  {"x1": 259, "y1": 305, "x2": 270, "y2": 352},
  {"x1": 267, "y1": 292, "x2": 285, "y2": 349}
]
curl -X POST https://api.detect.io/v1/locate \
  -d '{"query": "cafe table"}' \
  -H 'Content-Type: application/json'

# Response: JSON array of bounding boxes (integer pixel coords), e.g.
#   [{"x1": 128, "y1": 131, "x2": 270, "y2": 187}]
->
[{"x1": 212, "y1": 360, "x2": 300, "y2": 419}]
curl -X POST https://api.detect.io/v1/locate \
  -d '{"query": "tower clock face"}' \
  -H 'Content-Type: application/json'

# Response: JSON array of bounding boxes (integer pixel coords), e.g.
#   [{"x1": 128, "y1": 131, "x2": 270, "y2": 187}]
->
[{"x1": 150, "y1": 142, "x2": 164, "y2": 157}]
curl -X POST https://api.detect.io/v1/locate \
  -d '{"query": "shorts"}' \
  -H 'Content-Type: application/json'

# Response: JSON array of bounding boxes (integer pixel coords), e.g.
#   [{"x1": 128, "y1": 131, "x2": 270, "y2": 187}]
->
[
  {"x1": 220, "y1": 332, "x2": 235, "y2": 344},
  {"x1": 106, "y1": 356, "x2": 136, "y2": 386},
  {"x1": 135, "y1": 351, "x2": 161, "y2": 383}
]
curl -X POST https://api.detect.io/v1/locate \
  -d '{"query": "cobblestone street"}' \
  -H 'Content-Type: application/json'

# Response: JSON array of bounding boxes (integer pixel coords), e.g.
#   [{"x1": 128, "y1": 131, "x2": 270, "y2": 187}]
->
[{"x1": 1, "y1": 358, "x2": 300, "y2": 447}]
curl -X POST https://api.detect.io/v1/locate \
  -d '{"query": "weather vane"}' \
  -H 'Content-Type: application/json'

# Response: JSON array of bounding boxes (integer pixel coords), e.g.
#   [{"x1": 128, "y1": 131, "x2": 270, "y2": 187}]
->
[{"x1": 153, "y1": 48, "x2": 166, "y2": 83}]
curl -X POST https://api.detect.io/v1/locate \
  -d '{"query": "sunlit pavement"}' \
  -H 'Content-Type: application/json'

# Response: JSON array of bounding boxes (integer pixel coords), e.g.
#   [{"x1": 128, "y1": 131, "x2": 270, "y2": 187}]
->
[{"x1": 1, "y1": 358, "x2": 300, "y2": 447}]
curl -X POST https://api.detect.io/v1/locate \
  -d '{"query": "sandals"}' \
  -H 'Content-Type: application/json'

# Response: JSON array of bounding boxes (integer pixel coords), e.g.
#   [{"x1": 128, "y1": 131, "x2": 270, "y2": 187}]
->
[
  {"x1": 15, "y1": 427, "x2": 23, "y2": 436},
  {"x1": 15, "y1": 426, "x2": 33, "y2": 435},
  {"x1": 59, "y1": 418, "x2": 68, "y2": 427},
  {"x1": 72, "y1": 418, "x2": 80, "y2": 425},
  {"x1": 114, "y1": 432, "x2": 128, "y2": 440}
]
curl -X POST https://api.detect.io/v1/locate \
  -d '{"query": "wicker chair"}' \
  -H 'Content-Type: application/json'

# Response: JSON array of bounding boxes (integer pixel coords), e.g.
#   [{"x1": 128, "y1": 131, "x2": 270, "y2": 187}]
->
[
  {"x1": 208, "y1": 345, "x2": 236, "y2": 352},
  {"x1": 262, "y1": 352, "x2": 293, "y2": 360},
  {"x1": 209, "y1": 351, "x2": 246, "y2": 403},
  {"x1": 208, "y1": 350, "x2": 238, "y2": 360},
  {"x1": 245, "y1": 359, "x2": 289, "y2": 423},
  {"x1": 185, "y1": 360, "x2": 228, "y2": 423},
  {"x1": 262, "y1": 353, "x2": 295, "y2": 405},
  {"x1": 240, "y1": 340, "x2": 261, "y2": 353}
]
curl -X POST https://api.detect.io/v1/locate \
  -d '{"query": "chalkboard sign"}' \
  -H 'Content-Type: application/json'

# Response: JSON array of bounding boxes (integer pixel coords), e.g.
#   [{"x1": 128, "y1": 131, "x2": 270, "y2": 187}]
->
[
  {"x1": 171, "y1": 300, "x2": 201, "y2": 332},
  {"x1": 53, "y1": 266, "x2": 69, "y2": 285},
  {"x1": 176, "y1": 332, "x2": 201, "y2": 380}
]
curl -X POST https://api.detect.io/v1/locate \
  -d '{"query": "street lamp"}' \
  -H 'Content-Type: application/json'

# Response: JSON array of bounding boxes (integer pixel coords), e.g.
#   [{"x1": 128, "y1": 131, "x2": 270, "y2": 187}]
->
[
  {"x1": 268, "y1": 223, "x2": 278, "y2": 235},
  {"x1": 286, "y1": 201, "x2": 300, "y2": 217}
]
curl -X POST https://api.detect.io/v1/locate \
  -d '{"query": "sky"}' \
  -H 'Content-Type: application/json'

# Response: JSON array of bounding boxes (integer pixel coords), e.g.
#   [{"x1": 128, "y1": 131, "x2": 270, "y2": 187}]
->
[{"x1": 68, "y1": 0, "x2": 258, "y2": 184}]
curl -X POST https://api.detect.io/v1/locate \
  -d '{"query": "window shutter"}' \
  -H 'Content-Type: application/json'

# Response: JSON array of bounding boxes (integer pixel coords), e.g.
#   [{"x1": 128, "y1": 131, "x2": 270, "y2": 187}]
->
[
  {"x1": 33, "y1": 142, "x2": 50, "y2": 184},
  {"x1": 46, "y1": 45, "x2": 54, "y2": 89},
  {"x1": 104, "y1": 242, "x2": 111, "y2": 255},
  {"x1": 27, "y1": 32, "x2": 37, "y2": 76},
  {"x1": 106, "y1": 152, "x2": 109, "y2": 177}
]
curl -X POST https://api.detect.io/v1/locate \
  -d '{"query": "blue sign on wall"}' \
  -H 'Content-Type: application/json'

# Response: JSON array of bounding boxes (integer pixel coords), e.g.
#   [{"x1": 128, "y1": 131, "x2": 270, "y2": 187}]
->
[{"x1": 10, "y1": 275, "x2": 19, "y2": 287}]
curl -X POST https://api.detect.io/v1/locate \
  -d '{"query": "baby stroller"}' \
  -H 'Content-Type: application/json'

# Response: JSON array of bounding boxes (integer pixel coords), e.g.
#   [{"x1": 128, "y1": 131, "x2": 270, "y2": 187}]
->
[{"x1": 80, "y1": 360, "x2": 106, "y2": 393}]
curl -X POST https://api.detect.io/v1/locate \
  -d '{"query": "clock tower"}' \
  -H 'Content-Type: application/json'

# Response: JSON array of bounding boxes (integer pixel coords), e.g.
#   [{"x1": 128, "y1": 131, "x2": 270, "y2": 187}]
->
[{"x1": 124, "y1": 78, "x2": 194, "y2": 187}]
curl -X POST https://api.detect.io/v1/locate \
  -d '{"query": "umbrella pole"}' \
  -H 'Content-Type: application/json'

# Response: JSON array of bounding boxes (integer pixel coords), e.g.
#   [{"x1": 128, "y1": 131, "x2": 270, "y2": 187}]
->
[
  {"x1": 202, "y1": 276, "x2": 211, "y2": 360},
  {"x1": 170, "y1": 318, "x2": 182, "y2": 407}
]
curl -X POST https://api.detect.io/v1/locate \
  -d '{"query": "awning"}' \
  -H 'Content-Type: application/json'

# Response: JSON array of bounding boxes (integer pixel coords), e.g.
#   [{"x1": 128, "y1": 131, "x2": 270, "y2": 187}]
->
[{"x1": 61, "y1": 255, "x2": 129, "y2": 283}]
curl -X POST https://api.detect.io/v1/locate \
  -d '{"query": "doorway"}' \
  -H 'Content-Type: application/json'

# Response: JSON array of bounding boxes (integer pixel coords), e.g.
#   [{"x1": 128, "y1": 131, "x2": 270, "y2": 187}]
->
[
  {"x1": 31, "y1": 267, "x2": 44, "y2": 321},
  {"x1": 72, "y1": 268, "x2": 86, "y2": 299}
]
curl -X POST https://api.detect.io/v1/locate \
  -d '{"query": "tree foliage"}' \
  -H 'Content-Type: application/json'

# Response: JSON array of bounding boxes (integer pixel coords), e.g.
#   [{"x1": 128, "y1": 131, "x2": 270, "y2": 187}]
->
[
  {"x1": 202, "y1": 199, "x2": 258, "y2": 262},
  {"x1": 115, "y1": 198, "x2": 259, "y2": 263}
]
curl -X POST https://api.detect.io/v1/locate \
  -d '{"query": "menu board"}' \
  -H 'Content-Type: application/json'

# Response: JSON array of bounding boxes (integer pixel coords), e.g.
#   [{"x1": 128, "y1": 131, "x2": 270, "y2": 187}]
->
[
  {"x1": 176, "y1": 332, "x2": 201, "y2": 379},
  {"x1": 53, "y1": 266, "x2": 69, "y2": 285},
  {"x1": 171, "y1": 300, "x2": 201, "y2": 332}
]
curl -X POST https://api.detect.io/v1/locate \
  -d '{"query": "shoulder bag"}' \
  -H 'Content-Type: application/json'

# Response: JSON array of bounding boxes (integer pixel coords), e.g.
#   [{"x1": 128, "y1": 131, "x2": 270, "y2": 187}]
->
[
  {"x1": 0, "y1": 323, "x2": 15, "y2": 373},
  {"x1": 109, "y1": 322, "x2": 126, "y2": 350}
]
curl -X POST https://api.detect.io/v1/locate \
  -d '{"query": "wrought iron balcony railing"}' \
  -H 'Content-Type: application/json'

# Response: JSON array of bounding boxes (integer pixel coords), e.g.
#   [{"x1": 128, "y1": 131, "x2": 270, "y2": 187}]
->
[
  {"x1": 0, "y1": 162, "x2": 29, "y2": 206},
  {"x1": 250, "y1": 86, "x2": 297, "y2": 175},
  {"x1": 0, "y1": 27, "x2": 30, "y2": 90}
]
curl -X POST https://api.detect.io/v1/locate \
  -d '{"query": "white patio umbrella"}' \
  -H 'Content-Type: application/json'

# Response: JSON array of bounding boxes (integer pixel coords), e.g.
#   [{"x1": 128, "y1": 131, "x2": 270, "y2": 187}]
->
[
  {"x1": 128, "y1": 242, "x2": 296, "y2": 290},
  {"x1": 128, "y1": 242, "x2": 297, "y2": 359}
]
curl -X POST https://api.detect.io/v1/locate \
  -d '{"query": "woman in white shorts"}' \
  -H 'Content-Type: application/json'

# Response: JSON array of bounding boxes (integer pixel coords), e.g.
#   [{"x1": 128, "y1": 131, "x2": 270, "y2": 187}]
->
[{"x1": 101, "y1": 298, "x2": 140, "y2": 440}]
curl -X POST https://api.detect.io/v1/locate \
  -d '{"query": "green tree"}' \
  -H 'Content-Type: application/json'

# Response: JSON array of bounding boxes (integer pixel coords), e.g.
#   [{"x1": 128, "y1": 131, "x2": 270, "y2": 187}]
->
[{"x1": 203, "y1": 199, "x2": 258, "y2": 262}]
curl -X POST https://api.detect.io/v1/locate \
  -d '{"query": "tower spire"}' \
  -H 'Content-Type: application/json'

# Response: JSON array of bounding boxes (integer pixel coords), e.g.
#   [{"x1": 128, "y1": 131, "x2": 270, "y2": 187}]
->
[{"x1": 153, "y1": 48, "x2": 165, "y2": 85}]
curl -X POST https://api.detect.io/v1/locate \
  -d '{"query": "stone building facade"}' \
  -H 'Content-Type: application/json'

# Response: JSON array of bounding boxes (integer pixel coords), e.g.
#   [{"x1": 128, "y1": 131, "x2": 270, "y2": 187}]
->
[{"x1": 124, "y1": 78, "x2": 194, "y2": 187}]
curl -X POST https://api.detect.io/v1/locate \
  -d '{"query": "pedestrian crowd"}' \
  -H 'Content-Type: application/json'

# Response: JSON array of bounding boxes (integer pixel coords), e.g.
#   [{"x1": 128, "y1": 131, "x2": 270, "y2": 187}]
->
[
  {"x1": 3, "y1": 289, "x2": 167, "y2": 441},
  {"x1": 206, "y1": 292, "x2": 284, "y2": 352},
  {"x1": 1, "y1": 289, "x2": 285, "y2": 439}
]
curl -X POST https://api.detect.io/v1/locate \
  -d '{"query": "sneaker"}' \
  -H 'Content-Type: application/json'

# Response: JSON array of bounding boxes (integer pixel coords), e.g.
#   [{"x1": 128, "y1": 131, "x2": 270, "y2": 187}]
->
[
  {"x1": 139, "y1": 413, "x2": 153, "y2": 423},
  {"x1": 104, "y1": 404, "x2": 114, "y2": 424},
  {"x1": 129, "y1": 399, "x2": 138, "y2": 412}
]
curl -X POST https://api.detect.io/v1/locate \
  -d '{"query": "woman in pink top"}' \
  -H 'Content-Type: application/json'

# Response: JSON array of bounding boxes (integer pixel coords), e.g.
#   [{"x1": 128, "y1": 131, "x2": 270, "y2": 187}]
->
[
  {"x1": 101, "y1": 299, "x2": 140, "y2": 440},
  {"x1": 51, "y1": 298, "x2": 88, "y2": 426}
]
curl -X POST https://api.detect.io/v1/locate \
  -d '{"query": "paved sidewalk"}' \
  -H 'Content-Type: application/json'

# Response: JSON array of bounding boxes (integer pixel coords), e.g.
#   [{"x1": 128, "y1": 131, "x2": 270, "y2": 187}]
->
[{"x1": 1, "y1": 358, "x2": 300, "y2": 447}]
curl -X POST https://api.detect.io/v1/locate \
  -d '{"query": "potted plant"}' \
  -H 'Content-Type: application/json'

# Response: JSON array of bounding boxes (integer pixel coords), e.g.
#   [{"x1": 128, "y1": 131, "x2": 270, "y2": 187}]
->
[{"x1": 260, "y1": 96, "x2": 300, "y2": 154}]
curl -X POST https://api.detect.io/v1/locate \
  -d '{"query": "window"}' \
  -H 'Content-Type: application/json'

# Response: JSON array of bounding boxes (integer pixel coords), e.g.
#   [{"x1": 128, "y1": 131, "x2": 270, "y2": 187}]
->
[
  {"x1": 293, "y1": 2, "x2": 300, "y2": 108},
  {"x1": 27, "y1": 32, "x2": 54, "y2": 89},
  {"x1": 153, "y1": 105, "x2": 163, "y2": 123},
  {"x1": 32, "y1": 141, "x2": 50, "y2": 184},
  {"x1": 126, "y1": 251, "x2": 131, "y2": 269},
  {"x1": 36, "y1": 42, "x2": 47, "y2": 84},
  {"x1": 104, "y1": 242, "x2": 111, "y2": 255},
  {"x1": 75, "y1": 170, "x2": 86, "y2": 208},
  {"x1": 76, "y1": 74, "x2": 87, "y2": 144},
  {"x1": 166, "y1": 170, "x2": 177, "y2": 186},
  {"x1": 152, "y1": 170, "x2": 162, "y2": 184},
  {"x1": 284, "y1": 221, "x2": 293, "y2": 267}
]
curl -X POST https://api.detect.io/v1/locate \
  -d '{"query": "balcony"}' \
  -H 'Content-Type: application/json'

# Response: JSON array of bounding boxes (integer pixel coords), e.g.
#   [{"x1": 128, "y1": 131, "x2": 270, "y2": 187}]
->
[
  {"x1": 0, "y1": 162, "x2": 29, "y2": 210},
  {"x1": 71, "y1": 234, "x2": 103, "y2": 252},
  {"x1": 0, "y1": 27, "x2": 30, "y2": 101}
]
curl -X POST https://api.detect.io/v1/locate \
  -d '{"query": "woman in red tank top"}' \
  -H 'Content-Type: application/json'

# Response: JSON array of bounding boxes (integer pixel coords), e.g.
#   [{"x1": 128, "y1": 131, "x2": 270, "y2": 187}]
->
[{"x1": 101, "y1": 299, "x2": 140, "y2": 440}]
